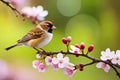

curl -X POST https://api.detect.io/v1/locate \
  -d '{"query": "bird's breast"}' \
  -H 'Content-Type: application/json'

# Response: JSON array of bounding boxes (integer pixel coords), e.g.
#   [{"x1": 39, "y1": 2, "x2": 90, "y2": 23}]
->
[{"x1": 28, "y1": 32, "x2": 53, "y2": 48}]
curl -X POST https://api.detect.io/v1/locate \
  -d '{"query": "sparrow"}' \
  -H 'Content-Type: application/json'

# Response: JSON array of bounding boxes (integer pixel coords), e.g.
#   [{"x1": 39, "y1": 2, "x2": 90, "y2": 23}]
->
[{"x1": 5, "y1": 21, "x2": 56, "y2": 51}]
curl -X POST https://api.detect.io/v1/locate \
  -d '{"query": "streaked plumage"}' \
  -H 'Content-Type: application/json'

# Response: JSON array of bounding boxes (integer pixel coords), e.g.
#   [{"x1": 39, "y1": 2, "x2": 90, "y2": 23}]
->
[{"x1": 5, "y1": 21, "x2": 56, "y2": 51}]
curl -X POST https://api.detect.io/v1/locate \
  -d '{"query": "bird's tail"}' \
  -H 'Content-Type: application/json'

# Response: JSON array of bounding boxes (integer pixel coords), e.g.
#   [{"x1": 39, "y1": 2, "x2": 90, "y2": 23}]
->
[{"x1": 5, "y1": 44, "x2": 18, "y2": 51}]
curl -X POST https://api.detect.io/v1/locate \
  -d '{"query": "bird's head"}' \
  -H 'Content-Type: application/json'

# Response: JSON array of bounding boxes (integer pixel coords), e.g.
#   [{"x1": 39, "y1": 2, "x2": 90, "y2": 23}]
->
[{"x1": 37, "y1": 21, "x2": 56, "y2": 33}]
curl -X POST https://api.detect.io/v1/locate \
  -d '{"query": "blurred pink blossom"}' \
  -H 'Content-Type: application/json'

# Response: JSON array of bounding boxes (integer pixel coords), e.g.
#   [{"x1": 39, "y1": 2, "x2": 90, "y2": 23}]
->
[
  {"x1": 63, "y1": 63, "x2": 76, "y2": 77},
  {"x1": 0, "y1": 59, "x2": 10, "y2": 80},
  {"x1": 96, "y1": 62, "x2": 110, "y2": 72},
  {"x1": 8, "y1": 0, "x2": 29, "y2": 10},
  {"x1": 21, "y1": 6, "x2": 48, "y2": 21},
  {"x1": 32, "y1": 60, "x2": 40, "y2": 69},
  {"x1": 52, "y1": 64, "x2": 59, "y2": 70},
  {"x1": 38, "y1": 63, "x2": 47, "y2": 72}
]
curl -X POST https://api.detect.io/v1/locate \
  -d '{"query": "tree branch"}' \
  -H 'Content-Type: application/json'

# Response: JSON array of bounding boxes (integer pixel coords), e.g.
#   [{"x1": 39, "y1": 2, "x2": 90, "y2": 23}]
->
[
  {"x1": 0, "y1": 0, "x2": 21, "y2": 15},
  {"x1": 38, "y1": 51, "x2": 120, "y2": 78}
]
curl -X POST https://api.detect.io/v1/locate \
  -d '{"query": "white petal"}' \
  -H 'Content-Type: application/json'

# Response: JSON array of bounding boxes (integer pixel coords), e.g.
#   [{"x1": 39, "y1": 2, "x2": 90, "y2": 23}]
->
[
  {"x1": 37, "y1": 6, "x2": 43, "y2": 12},
  {"x1": 116, "y1": 50, "x2": 120, "y2": 56},
  {"x1": 58, "y1": 63, "x2": 65, "y2": 68},
  {"x1": 40, "y1": 10, "x2": 48, "y2": 17},
  {"x1": 66, "y1": 63, "x2": 75, "y2": 69},
  {"x1": 52, "y1": 57, "x2": 59, "y2": 64},
  {"x1": 111, "y1": 59, "x2": 117, "y2": 64},
  {"x1": 106, "y1": 48, "x2": 110, "y2": 52},
  {"x1": 70, "y1": 45, "x2": 76, "y2": 50},
  {"x1": 118, "y1": 60, "x2": 120, "y2": 65},
  {"x1": 36, "y1": 54, "x2": 41, "y2": 58},
  {"x1": 101, "y1": 51, "x2": 105, "y2": 56},
  {"x1": 57, "y1": 53, "x2": 63, "y2": 60},
  {"x1": 69, "y1": 50, "x2": 74, "y2": 53},
  {"x1": 37, "y1": 16, "x2": 45, "y2": 21},
  {"x1": 63, "y1": 57, "x2": 69, "y2": 63},
  {"x1": 96, "y1": 62, "x2": 102, "y2": 68},
  {"x1": 100, "y1": 56, "x2": 107, "y2": 61}
]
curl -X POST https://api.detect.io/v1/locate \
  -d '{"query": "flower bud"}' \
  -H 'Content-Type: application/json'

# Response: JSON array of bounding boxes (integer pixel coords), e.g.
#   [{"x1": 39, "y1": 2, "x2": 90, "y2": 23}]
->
[
  {"x1": 75, "y1": 44, "x2": 80, "y2": 48},
  {"x1": 79, "y1": 68, "x2": 84, "y2": 71},
  {"x1": 79, "y1": 63, "x2": 84, "y2": 71},
  {"x1": 62, "y1": 38, "x2": 67, "y2": 44},
  {"x1": 79, "y1": 42, "x2": 85, "y2": 50},
  {"x1": 88, "y1": 44, "x2": 94, "y2": 52},
  {"x1": 79, "y1": 63, "x2": 84, "y2": 68},
  {"x1": 67, "y1": 36, "x2": 72, "y2": 42}
]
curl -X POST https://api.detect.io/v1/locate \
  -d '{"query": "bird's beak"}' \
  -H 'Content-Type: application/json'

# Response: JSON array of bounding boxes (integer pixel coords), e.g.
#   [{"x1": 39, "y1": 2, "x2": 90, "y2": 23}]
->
[{"x1": 52, "y1": 26, "x2": 56, "y2": 30}]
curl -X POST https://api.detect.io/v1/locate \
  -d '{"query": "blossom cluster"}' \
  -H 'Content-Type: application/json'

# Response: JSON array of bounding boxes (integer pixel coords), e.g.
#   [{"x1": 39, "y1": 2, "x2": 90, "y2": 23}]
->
[
  {"x1": 96, "y1": 48, "x2": 120, "y2": 72},
  {"x1": 69, "y1": 43, "x2": 94, "y2": 54},
  {"x1": 32, "y1": 53, "x2": 76, "y2": 77},
  {"x1": 21, "y1": 6, "x2": 48, "y2": 23},
  {"x1": 6, "y1": 0, "x2": 29, "y2": 10},
  {"x1": 32, "y1": 36, "x2": 95, "y2": 77}
]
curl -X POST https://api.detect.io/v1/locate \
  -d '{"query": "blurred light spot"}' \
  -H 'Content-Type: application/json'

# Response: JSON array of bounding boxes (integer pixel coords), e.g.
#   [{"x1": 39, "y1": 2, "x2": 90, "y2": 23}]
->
[
  {"x1": 57, "y1": 0, "x2": 81, "y2": 17},
  {"x1": 65, "y1": 14, "x2": 100, "y2": 43}
]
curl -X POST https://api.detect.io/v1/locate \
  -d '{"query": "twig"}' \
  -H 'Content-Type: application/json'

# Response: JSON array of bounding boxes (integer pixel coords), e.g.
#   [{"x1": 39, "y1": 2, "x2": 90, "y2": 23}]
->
[{"x1": 0, "y1": 0, "x2": 21, "y2": 15}]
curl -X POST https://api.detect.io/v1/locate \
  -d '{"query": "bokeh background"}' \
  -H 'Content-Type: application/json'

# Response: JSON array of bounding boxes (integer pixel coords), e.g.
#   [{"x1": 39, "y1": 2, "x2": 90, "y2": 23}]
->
[{"x1": 0, "y1": 0, "x2": 120, "y2": 80}]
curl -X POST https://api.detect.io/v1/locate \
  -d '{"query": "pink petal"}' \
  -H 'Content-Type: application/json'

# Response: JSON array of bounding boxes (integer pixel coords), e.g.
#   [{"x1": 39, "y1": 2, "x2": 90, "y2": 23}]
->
[
  {"x1": 52, "y1": 64, "x2": 59, "y2": 70},
  {"x1": 64, "y1": 67, "x2": 76, "y2": 77},
  {"x1": 103, "y1": 65, "x2": 110, "y2": 72},
  {"x1": 45, "y1": 56, "x2": 52, "y2": 65},
  {"x1": 32, "y1": 60, "x2": 40, "y2": 69},
  {"x1": 38, "y1": 63, "x2": 47, "y2": 72}
]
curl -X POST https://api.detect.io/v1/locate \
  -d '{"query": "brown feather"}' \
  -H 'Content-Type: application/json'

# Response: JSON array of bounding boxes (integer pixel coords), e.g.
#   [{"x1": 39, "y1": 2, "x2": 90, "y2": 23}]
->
[
  {"x1": 28, "y1": 33, "x2": 46, "y2": 47},
  {"x1": 18, "y1": 27, "x2": 45, "y2": 43}
]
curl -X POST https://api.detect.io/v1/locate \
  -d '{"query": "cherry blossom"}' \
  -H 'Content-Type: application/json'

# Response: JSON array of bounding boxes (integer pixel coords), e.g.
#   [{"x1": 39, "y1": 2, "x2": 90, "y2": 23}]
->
[
  {"x1": 52, "y1": 64, "x2": 59, "y2": 70},
  {"x1": 36, "y1": 54, "x2": 41, "y2": 59},
  {"x1": 111, "y1": 50, "x2": 120, "y2": 65},
  {"x1": 8, "y1": 0, "x2": 29, "y2": 10},
  {"x1": 32, "y1": 60, "x2": 40, "y2": 69},
  {"x1": 96, "y1": 62, "x2": 110, "y2": 72},
  {"x1": 52, "y1": 53, "x2": 70, "y2": 68},
  {"x1": 63, "y1": 63, "x2": 76, "y2": 77},
  {"x1": 21, "y1": 6, "x2": 48, "y2": 21},
  {"x1": 38, "y1": 63, "x2": 47, "y2": 72},
  {"x1": 69, "y1": 45, "x2": 80, "y2": 54},
  {"x1": 0, "y1": 59, "x2": 10, "y2": 80},
  {"x1": 100, "y1": 48, "x2": 115, "y2": 61},
  {"x1": 45, "y1": 56, "x2": 53, "y2": 65}
]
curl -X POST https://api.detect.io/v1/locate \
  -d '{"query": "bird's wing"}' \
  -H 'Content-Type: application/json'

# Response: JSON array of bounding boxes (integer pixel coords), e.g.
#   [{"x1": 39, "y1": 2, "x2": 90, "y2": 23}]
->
[{"x1": 17, "y1": 27, "x2": 45, "y2": 43}]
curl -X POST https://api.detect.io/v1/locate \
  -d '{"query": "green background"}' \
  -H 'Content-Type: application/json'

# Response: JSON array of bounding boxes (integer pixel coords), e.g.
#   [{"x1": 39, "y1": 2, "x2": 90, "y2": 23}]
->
[{"x1": 0, "y1": 0, "x2": 120, "y2": 80}]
